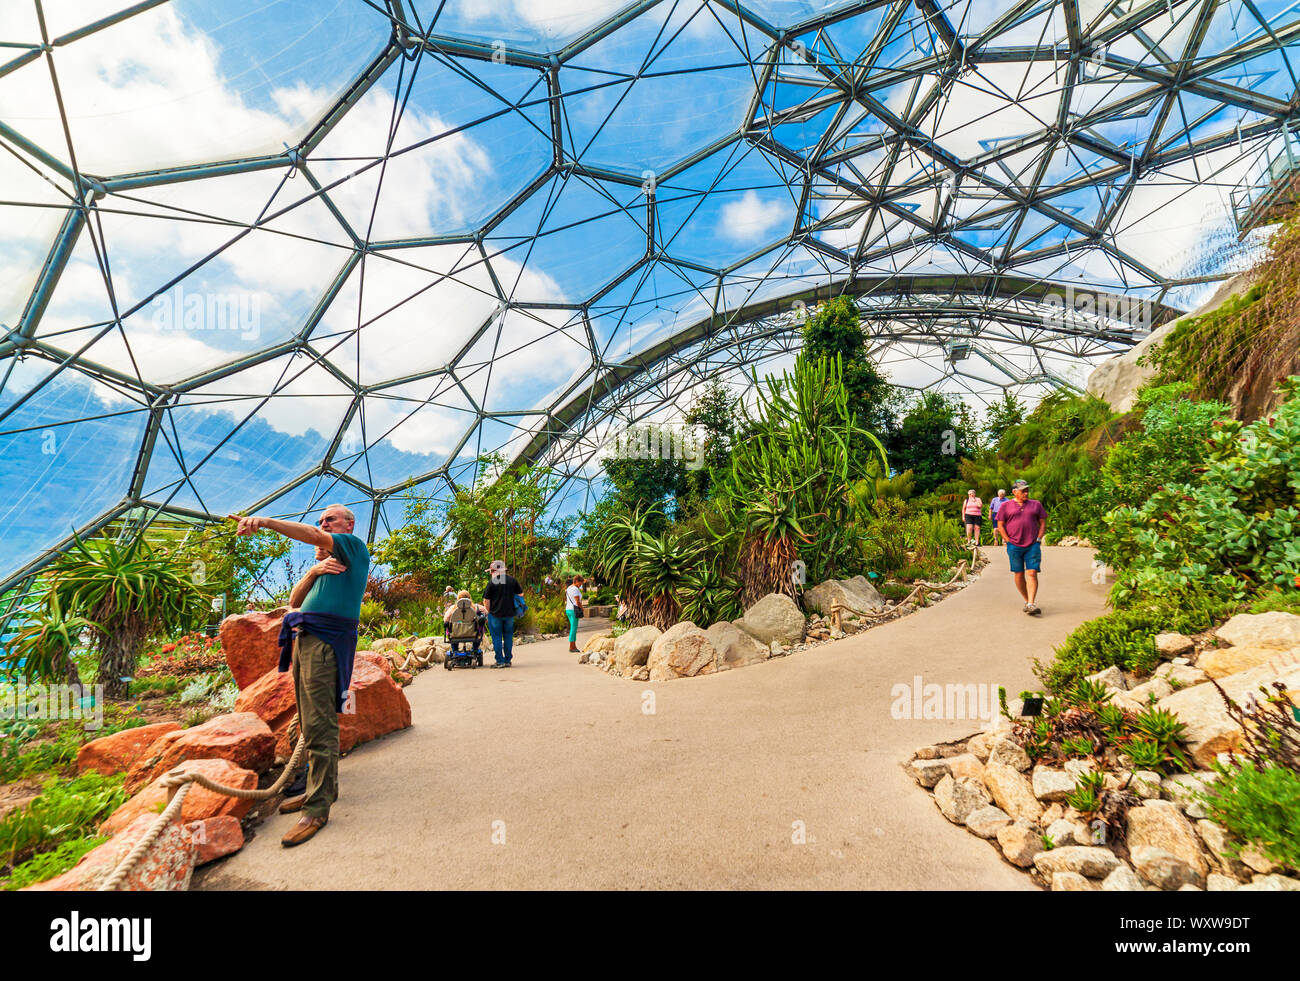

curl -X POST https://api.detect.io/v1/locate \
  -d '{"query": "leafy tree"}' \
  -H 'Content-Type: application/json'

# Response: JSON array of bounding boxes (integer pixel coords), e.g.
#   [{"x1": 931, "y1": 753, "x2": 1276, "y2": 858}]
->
[
  {"x1": 600, "y1": 423, "x2": 691, "y2": 525},
  {"x1": 802, "y1": 295, "x2": 896, "y2": 434},
  {"x1": 680, "y1": 379, "x2": 740, "y2": 511},
  {"x1": 1101, "y1": 376, "x2": 1300, "y2": 606},
  {"x1": 31, "y1": 536, "x2": 211, "y2": 699},
  {"x1": 885, "y1": 391, "x2": 978, "y2": 493},
  {"x1": 187, "y1": 520, "x2": 291, "y2": 611},
  {"x1": 984, "y1": 391, "x2": 1026, "y2": 446},
  {"x1": 374, "y1": 455, "x2": 574, "y2": 591},
  {"x1": 709, "y1": 353, "x2": 889, "y2": 602}
]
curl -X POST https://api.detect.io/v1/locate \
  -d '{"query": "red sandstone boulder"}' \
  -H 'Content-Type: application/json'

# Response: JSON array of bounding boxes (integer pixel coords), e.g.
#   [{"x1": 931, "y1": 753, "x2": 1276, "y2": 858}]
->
[
  {"x1": 233, "y1": 651, "x2": 412, "y2": 757},
  {"x1": 220, "y1": 609, "x2": 287, "y2": 688},
  {"x1": 234, "y1": 670, "x2": 297, "y2": 756},
  {"x1": 27, "y1": 813, "x2": 196, "y2": 891},
  {"x1": 103, "y1": 758, "x2": 259, "y2": 835},
  {"x1": 126, "y1": 712, "x2": 275, "y2": 792},
  {"x1": 77, "y1": 721, "x2": 182, "y2": 776},
  {"x1": 185, "y1": 814, "x2": 245, "y2": 865},
  {"x1": 339, "y1": 653, "x2": 412, "y2": 752}
]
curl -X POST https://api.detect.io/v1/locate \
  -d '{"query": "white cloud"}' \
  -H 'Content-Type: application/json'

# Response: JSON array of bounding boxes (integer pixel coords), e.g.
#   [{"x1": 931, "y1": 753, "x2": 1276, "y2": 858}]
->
[{"x1": 718, "y1": 189, "x2": 789, "y2": 242}]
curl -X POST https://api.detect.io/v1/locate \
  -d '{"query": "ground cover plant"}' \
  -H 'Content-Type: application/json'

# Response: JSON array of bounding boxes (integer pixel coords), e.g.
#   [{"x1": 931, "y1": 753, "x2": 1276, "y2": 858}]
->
[{"x1": 1198, "y1": 681, "x2": 1300, "y2": 873}]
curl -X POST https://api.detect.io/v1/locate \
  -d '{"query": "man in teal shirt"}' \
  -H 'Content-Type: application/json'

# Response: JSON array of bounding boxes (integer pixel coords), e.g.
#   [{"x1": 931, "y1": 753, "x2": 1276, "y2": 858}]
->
[{"x1": 232, "y1": 504, "x2": 369, "y2": 846}]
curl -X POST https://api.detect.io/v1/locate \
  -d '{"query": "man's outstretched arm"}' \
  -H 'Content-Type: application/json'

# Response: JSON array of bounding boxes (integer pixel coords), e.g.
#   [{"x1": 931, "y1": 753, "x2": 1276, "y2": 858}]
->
[{"x1": 229, "y1": 514, "x2": 332, "y2": 550}]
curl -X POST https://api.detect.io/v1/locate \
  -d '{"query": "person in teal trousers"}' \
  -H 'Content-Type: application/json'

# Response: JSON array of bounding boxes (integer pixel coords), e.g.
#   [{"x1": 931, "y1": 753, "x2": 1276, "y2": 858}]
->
[{"x1": 566, "y1": 575, "x2": 585, "y2": 652}]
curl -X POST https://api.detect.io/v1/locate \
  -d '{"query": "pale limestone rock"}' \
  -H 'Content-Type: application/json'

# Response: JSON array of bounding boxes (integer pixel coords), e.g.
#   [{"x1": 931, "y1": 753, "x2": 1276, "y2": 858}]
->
[
  {"x1": 1132, "y1": 846, "x2": 1202, "y2": 890},
  {"x1": 1215, "y1": 611, "x2": 1300, "y2": 649},
  {"x1": 1199, "y1": 645, "x2": 1300, "y2": 679},
  {"x1": 1156, "y1": 660, "x2": 1300, "y2": 766},
  {"x1": 910, "y1": 758, "x2": 950, "y2": 788},
  {"x1": 1052, "y1": 871, "x2": 1100, "y2": 891},
  {"x1": 1126, "y1": 801, "x2": 1207, "y2": 886},
  {"x1": 1034, "y1": 845, "x2": 1122, "y2": 879},
  {"x1": 996, "y1": 822, "x2": 1041, "y2": 867},
  {"x1": 984, "y1": 762, "x2": 1044, "y2": 822},
  {"x1": 1195, "y1": 820, "x2": 1252, "y2": 881},
  {"x1": 1101, "y1": 864, "x2": 1145, "y2": 891},
  {"x1": 1155, "y1": 632, "x2": 1195, "y2": 659},
  {"x1": 1086, "y1": 665, "x2": 1128, "y2": 690},
  {"x1": 735, "y1": 593, "x2": 806, "y2": 647},
  {"x1": 965, "y1": 805, "x2": 1012, "y2": 839},
  {"x1": 933, "y1": 774, "x2": 991, "y2": 825},
  {"x1": 1031, "y1": 766, "x2": 1076, "y2": 803},
  {"x1": 987, "y1": 737, "x2": 1031, "y2": 772}
]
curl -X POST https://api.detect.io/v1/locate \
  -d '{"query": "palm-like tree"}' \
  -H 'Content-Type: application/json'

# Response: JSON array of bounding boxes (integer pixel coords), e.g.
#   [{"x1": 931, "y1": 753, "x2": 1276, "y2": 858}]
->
[{"x1": 45, "y1": 535, "x2": 211, "y2": 699}]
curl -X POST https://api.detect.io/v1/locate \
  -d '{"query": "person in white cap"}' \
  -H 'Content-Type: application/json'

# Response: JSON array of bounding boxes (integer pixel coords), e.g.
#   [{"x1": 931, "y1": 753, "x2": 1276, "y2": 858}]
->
[
  {"x1": 997, "y1": 479, "x2": 1047, "y2": 615},
  {"x1": 482, "y1": 559, "x2": 523, "y2": 667}
]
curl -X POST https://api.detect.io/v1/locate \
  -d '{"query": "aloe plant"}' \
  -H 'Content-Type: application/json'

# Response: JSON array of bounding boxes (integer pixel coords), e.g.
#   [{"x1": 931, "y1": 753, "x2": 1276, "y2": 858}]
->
[
  {"x1": 708, "y1": 353, "x2": 889, "y2": 604},
  {"x1": 3, "y1": 592, "x2": 98, "y2": 694},
  {"x1": 42, "y1": 534, "x2": 211, "y2": 699}
]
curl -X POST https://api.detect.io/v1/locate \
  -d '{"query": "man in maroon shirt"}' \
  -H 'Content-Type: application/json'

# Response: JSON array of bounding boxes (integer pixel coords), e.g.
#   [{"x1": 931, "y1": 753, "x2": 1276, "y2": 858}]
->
[{"x1": 996, "y1": 479, "x2": 1047, "y2": 616}]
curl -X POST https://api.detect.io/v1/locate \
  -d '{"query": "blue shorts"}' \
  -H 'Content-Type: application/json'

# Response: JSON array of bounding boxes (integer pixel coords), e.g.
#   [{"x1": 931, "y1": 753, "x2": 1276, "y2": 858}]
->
[{"x1": 1006, "y1": 541, "x2": 1042, "y2": 573}]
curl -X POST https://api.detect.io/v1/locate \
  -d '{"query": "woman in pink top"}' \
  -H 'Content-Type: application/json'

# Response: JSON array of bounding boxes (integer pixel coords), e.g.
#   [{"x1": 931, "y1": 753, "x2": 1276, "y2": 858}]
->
[{"x1": 961, "y1": 489, "x2": 984, "y2": 546}]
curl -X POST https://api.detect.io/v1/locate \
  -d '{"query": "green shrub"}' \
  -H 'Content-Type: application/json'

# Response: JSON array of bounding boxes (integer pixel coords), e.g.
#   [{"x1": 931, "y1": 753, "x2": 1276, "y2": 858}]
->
[
  {"x1": 0, "y1": 772, "x2": 127, "y2": 869},
  {"x1": 1200, "y1": 763, "x2": 1300, "y2": 872},
  {"x1": 1100, "y1": 376, "x2": 1300, "y2": 606},
  {"x1": 533, "y1": 608, "x2": 568, "y2": 634},
  {"x1": 877, "y1": 582, "x2": 913, "y2": 602},
  {"x1": 358, "y1": 599, "x2": 386, "y2": 631},
  {"x1": 1196, "y1": 675, "x2": 1299, "y2": 870},
  {"x1": 1246, "y1": 588, "x2": 1300, "y2": 617},
  {"x1": 1038, "y1": 595, "x2": 1229, "y2": 694},
  {"x1": 130, "y1": 676, "x2": 180, "y2": 697},
  {"x1": 2, "y1": 835, "x2": 107, "y2": 890}
]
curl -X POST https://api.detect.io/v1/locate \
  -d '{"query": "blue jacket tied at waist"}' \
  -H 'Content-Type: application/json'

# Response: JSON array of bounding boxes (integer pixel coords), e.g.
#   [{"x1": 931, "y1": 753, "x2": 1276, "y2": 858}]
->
[{"x1": 278, "y1": 610, "x2": 360, "y2": 713}]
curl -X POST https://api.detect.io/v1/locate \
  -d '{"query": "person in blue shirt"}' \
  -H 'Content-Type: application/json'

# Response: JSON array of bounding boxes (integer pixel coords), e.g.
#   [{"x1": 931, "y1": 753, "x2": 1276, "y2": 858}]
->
[
  {"x1": 231, "y1": 504, "x2": 369, "y2": 847},
  {"x1": 989, "y1": 489, "x2": 1008, "y2": 545}
]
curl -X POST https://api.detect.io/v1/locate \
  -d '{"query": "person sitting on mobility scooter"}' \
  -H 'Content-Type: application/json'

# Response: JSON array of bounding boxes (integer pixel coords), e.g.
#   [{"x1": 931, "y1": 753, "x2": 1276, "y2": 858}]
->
[{"x1": 443, "y1": 590, "x2": 487, "y2": 669}]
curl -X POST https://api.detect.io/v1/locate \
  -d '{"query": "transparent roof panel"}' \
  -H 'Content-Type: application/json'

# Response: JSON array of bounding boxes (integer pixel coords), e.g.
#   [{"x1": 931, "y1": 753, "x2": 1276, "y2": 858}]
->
[
  {"x1": 0, "y1": 364, "x2": 147, "y2": 574},
  {"x1": 1, "y1": 0, "x2": 1293, "y2": 583},
  {"x1": 9, "y1": 1, "x2": 390, "y2": 175},
  {"x1": 558, "y1": 3, "x2": 756, "y2": 172},
  {"x1": 307, "y1": 55, "x2": 553, "y2": 242},
  {"x1": 411, "y1": 0, "x2": 629, "y2": 50}
]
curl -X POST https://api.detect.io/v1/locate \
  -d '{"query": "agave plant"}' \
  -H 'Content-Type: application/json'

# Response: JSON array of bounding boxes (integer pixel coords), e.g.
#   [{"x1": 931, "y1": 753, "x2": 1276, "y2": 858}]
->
[
  {"x1": 44, "y1": 533, "x2": 211, "y2": 699},
  {"x1": 630, "y1": 529, "x2": 705, "y2": 631},
  {"x1": 589, "y1": 506, "x2": 658, "y2": 626},
  {"x1": 679, "y1": 560, "x2": 742, "y2": 626}
]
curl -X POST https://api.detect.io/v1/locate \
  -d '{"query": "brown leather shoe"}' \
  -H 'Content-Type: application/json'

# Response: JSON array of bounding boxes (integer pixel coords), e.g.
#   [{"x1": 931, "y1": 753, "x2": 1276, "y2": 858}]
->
[
  {"x1": 568, "y1": 643, "x2": 579, "y2": 653},
  {"x1": 279, "y1": 794, "x2": 306, "y2": 815},
  {"x1": 281, "y1": 815, "x2": 327, "y2": 847}
]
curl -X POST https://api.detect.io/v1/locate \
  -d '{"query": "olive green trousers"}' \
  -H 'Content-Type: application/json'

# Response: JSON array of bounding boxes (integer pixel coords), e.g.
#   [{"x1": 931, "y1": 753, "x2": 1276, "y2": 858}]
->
[{"x1": 292, "y1": 631, "x2": 339, "y2": 819}]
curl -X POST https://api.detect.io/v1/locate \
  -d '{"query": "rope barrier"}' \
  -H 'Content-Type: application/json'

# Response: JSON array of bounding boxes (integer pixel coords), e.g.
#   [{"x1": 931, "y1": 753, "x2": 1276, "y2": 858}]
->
[
  {"x1": 98, "y1": 722, "x2": 308, "y2": 891},
  {"x1": 830, "y1": 559, "x2": 971, "y2": 627}
]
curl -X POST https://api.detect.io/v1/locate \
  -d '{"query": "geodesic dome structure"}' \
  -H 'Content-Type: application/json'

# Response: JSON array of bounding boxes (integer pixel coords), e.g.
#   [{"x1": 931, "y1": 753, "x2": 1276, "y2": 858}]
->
[{"x1": 1, "y1": 0, "x2": 1294, "y2": 590}]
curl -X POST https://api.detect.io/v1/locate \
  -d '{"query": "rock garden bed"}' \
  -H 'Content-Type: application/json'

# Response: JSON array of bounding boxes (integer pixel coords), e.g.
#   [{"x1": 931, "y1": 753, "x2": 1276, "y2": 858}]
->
[
  {"x1": 581, "y1": 553, "x2": 986, "y2": 681},
  {"x1": 907, "y1": 611, "x2": 1300, "y2": 891}
]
